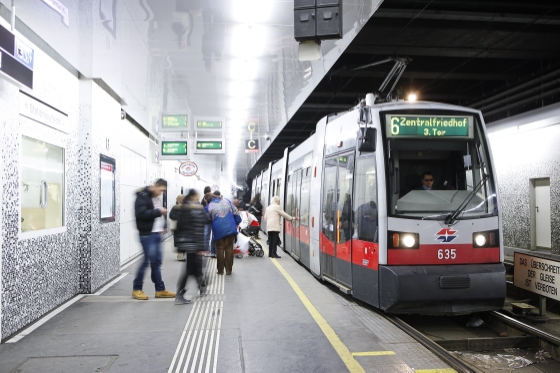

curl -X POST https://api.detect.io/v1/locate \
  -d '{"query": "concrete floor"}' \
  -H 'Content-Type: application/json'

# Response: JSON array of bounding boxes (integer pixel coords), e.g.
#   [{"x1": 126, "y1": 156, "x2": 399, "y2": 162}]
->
[{"x1": 0, "y1": 237, "x2": 453, "y2": 373}]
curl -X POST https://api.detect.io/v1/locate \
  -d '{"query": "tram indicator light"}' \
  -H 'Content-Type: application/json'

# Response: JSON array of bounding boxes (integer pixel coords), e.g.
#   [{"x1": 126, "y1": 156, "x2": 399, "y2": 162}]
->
[{"x1": 386, "y1": 115, "x2": 472, "y2": 138}]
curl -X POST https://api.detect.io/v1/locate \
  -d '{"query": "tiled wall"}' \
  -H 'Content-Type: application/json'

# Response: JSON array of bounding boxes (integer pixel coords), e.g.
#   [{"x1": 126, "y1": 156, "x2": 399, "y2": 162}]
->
[{"x1": 490, "y1": 124, "x2": 560, "y2": 254}]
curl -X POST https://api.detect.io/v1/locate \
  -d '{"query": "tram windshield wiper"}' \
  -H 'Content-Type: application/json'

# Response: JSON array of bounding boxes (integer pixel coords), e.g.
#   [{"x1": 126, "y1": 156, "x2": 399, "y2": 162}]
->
[{"x1": 444, "y1": 173, "x2": 489, "y2": 225}]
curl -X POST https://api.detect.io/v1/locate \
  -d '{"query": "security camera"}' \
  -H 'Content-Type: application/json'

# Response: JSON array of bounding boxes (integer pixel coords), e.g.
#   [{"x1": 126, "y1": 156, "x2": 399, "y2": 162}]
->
[
  {"x1": 264, "y1": 135, "x2": 271, "y2": 141},
  {"x1": 120, "y1": 109, "x2": 126, "y2": 120}
]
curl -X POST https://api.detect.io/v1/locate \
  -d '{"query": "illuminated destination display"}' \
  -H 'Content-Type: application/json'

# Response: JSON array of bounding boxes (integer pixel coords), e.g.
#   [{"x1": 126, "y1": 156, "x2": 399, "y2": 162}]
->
[
  {"x1": 387, "y1": 115, "x2": 471, "y2": 137},
  {"x1": 196, "y1": 141, "x2": 222, "y2": 150},
  {"x1": 162, "y1": 115, "x2": 187, "y2": 129},
  {"x1": 161, "y1": 141, "x2": 187, "y2": 156},
  {"x1": 197, "y1": 120, "x2": 222, "y2": 129}
]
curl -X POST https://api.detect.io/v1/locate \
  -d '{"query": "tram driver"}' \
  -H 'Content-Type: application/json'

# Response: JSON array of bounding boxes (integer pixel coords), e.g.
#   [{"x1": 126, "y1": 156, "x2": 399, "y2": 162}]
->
[{"x1": 420, "y1": 171, "x2": 434, "y2": 190}]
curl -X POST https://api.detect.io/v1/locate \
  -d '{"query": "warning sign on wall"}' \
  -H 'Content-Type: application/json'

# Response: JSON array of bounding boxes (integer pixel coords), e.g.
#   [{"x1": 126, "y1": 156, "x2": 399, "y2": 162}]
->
[{"x1": 514, "y1": 252, "x2": 560, "y2": 300}]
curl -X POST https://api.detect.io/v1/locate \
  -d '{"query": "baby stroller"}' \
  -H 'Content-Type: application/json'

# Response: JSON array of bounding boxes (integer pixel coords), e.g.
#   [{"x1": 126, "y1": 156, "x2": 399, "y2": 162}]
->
[{"x1": 235, "y1": 211, "x2": 264, "y2": 258}]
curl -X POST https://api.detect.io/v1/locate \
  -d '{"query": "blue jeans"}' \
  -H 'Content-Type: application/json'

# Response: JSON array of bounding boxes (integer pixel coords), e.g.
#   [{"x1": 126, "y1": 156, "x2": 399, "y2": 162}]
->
[
  {"x1": 133, "y1": 233, "x2": 165, "y2": 291},
  {"x1": 211, "y1": 239, "x2": 216, "y2": 255},
  {"x1": 204, "y1": 224, "x2": 211, "y2": 252}
]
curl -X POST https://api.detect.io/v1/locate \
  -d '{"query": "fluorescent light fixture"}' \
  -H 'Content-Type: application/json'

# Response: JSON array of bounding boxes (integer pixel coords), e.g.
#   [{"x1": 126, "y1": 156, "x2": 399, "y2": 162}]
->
[
  {"x1": 229, "y1": 97, "x2": 254, "y2": 110},
  {"x1": 230, "y1": 59, "x2": 260, "y2": 81},
  {"x1": 298, "y1": 41, "x2": 321, "y2": 62},
  {"x1": 232, "y1": 0, "x2": 273, "y2": 24},
  {"x1": 407, "y1": 93, "x2": 417, "y2": 102},
  {"x1": 229, "y1": 81, "x2": 256, "y2": 97},
  {"x1": 230, "y1": 25, "x2": 268, "y2": 58}
]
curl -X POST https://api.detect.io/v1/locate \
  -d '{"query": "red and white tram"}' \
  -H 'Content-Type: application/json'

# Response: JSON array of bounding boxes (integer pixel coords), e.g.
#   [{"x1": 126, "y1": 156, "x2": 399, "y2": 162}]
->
[{"x1": 252, "y1": 99, "x2": 506, "y2": 315}]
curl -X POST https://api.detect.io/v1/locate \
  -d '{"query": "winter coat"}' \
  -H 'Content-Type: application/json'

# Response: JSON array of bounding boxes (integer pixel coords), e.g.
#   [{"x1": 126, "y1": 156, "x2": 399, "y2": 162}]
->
[
  {"x1": 264, "y1": 203, "x2": 293, "y2": 232},
  {"x1": 206, "y1": 197, "x2": 239, "y2": 241},
  {"x1": 250, "y1": 200, "x2": 263, "y2": 218},
  {"x1": 135, "y1": 187, "x2": 163, "y2": 236},
  {"x1": 170, "y1": 201, "x2": 212, "y2": 253}
]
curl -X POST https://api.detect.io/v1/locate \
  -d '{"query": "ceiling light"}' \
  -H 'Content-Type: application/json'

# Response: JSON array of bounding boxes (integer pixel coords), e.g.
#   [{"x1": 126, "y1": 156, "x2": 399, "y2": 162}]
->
[{"x1": 407, "y1": 93, "x2": 417, "y2": 102}]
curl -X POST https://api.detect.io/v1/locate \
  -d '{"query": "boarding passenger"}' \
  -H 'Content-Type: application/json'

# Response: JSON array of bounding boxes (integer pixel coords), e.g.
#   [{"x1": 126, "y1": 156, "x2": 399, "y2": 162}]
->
[
  {"x1": 170, "y1": 195, "x2": 186, "y2": 261},
  {"x1": 420, "y1": 172, "x2": 434, "y2": 190},
  {"x1": 264, "y1": 196, "x2": 298, "y2": 258},
  {"x1": 132, "y1": 179, "x2": 176, "y2": 300},
  {"x1": 249, "y1": 193, "x2": 263, "y2": 238},
  {"x1": 171, "y1": 189, "x2": 212, "y2": 304},
  {"x1": 206, "y1": 192, "x2": 241, "y2": 275},
  {"x1": 201, "y1": 186, "x2": 212, "y2": 255}
]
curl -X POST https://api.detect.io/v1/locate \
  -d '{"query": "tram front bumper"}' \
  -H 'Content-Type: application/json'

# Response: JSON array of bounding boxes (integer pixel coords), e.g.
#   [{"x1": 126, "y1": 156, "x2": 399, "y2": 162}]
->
[{"x1": 379, "y1": 263, "x2": 506, "y2": 315}]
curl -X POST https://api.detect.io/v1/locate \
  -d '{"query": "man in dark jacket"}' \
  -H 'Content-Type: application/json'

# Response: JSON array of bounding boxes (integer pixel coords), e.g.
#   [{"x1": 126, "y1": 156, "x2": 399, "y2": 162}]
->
[
  {"x1": 201, "y1": 186, "x2": 212, "y2": 255},
  {"x1": 132, "y1": 178, "x2": 176, "y2": 300}
]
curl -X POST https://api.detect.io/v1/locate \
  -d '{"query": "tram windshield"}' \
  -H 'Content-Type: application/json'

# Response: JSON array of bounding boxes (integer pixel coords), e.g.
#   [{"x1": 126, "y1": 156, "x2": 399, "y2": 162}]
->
[{"x1": 384, "y1": 111, "x2": 497, "y2": 220}]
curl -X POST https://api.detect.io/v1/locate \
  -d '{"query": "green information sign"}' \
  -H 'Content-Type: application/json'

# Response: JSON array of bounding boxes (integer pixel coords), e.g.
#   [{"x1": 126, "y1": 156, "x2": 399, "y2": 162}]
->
[
  {"x1": 196, "y1": 141, "x2": 223, "y2": 150},
  {"x1": 162, "y1": 141, "x2": 187, "y2": 155},
  {"x1": 162, "y1": 115, "x2": 187, "y2": 129},
  {"x1": 197, "y1": 120, "x2": 222, "y2": 129},
  {"x1": 388, "y1": 115, "x2": 470, "y2": 137}
]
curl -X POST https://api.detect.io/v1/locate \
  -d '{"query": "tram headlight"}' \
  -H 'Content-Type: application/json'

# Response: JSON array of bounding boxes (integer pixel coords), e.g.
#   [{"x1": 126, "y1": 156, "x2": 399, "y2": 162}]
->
[
  {"x1": 474, "y1": 234, "x2": 486, "y2": 247},
  {"x1": 388, "y1": 231, "x2": 419, "y2": 249},
  {"x1": 402, "y1": 234, "x2": 416, "y2": 248},
  {"x1": 473, "y1": 230, "x2": 499, "y2": 248}
]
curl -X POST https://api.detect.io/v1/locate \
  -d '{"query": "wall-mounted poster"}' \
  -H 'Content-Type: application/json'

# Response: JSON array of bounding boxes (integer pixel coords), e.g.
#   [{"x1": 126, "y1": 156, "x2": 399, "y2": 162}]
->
[{"x1": 100, "y1": 154, "x2": 116, "y2": 222}]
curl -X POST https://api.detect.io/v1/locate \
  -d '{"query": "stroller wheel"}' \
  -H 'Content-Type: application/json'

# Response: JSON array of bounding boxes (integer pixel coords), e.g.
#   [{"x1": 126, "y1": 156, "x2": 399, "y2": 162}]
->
[
  {"x1": 256, "y1": 249, "x2": 264, "y2": 257},
  {"x1": 235, "y1": 254, "x2": 243, "y2": 259}
]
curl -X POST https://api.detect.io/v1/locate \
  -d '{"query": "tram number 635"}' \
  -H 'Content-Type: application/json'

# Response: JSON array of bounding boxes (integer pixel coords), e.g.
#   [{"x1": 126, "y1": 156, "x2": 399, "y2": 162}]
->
[{"x1": 438, "y1": 249, "x2": 456, "y2": 260}]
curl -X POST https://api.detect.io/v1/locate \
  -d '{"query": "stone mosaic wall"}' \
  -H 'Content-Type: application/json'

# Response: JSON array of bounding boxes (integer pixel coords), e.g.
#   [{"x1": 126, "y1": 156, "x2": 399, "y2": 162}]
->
[{"x1": 490, "y1": 124, "x2": 560, "y2": 254}]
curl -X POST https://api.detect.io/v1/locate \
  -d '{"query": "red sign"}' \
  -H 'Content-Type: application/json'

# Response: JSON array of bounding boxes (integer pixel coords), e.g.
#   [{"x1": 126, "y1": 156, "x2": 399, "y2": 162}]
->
[{"x1": 179, "y1": 161, "x2": 198, "y2": 176}]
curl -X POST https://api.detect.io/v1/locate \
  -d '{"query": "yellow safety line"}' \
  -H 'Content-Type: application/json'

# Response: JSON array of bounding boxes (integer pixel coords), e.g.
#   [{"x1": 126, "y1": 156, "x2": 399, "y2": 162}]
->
[
  {"x1": 415, "y1": 369, "x2": 457, "y2": 373},
  {"x1": 270, "y1": 258, "x2": 365, "y2": 373},
  {"x1": 351, "y1": 351, "x2": 395, "y2": 356}
]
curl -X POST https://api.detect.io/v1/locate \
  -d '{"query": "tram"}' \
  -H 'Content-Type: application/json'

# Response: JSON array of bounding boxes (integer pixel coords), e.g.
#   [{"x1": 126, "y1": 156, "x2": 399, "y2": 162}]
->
[{"x1": 252, "y1": 97, "x2": 506, "y2": 315}]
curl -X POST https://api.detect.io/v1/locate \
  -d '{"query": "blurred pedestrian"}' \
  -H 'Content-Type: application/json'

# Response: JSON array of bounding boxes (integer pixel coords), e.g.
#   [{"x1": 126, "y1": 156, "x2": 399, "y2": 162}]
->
[
  {"x1": 206, "y1": 191, "x2": 241, "y2": 275},
  {"x1": 170, "y1": 189, "x2": 211, "y2": 304},
  {"x1": 249, "y1": 193, "x2": 263, "y2": 238},
  {"x1": 132, "y1": 178, "x2": 176, "y2": 300},
  {"x1": 170, "y1": 195, "x2": 186, "y2": 261},
  {"x1": 201, "y1": 186, "x2": 212, "y2": 255},
  {"x1": 264, "y1": 196, "x2": 297, "y2": 258}
]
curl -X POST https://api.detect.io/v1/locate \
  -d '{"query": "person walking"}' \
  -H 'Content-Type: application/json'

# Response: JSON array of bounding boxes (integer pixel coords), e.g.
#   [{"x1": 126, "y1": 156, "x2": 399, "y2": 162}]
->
[
  {"x1": 201, "y1": 186, "x2": 212, "y2": 255},
  {"x1": 249, "y1": 193, "x2": 263, "y2": 238},
  {"x1": 206, "y1": 192, "x2": 240, "y2": 275},
  {"x1": 170, "y1": 195, "x2": 186, "y2": 261},
  {"x1": 132, "y1": 179, "x2": 176, "y2": 300},
  {"x1": 264, "y1": 196, "x2": 297, "y2": 258},
  {"x1": 170, "y1": 189, "x2": 212, "y2": 305}
]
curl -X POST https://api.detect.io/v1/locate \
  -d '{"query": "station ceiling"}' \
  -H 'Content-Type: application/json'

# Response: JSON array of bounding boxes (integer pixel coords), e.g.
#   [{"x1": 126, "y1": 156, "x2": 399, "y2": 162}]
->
[{"x1": 248, "y1": 0, "x2": 560, "y2": 180}]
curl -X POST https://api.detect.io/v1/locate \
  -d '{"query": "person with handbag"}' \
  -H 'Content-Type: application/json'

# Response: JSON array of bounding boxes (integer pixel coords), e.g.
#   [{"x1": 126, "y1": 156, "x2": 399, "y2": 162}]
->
[
  {"x1": 264, "y1": 196, "x2": 297, "y2": 258},
  {"x1": 170, "y1": 189, "x2": 212, "y2": 304},
  {"x1": 170, "y1": 195, "x2": 186, "y2": 261},
  {"x1": 206, "y1": 191, "x2": 241, "y2": 275}
]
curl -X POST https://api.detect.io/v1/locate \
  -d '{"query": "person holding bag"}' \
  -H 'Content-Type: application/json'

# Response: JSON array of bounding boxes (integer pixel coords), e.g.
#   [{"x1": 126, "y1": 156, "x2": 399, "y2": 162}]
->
[{"x1": 170, "y1": 189, "x2": 212, "y2": 305}]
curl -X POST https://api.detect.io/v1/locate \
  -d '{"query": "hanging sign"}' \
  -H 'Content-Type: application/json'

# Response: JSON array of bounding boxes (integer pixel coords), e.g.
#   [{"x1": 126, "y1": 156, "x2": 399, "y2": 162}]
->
[
  {"x1": 245, "y1": 139, "x2": 259, "y2": 153},
  {"x1": 0, "y1": 24, "x2": 33, "y2": 88},
  {"x1": 162, "y1": 114, "x2": 188, "y2": 131},
  {"x1": 41, "y1": 0, "x2": 70, "y2": 27},
  {"x1": 179, "y1": 160, "x2": 198, "y2": 176}
]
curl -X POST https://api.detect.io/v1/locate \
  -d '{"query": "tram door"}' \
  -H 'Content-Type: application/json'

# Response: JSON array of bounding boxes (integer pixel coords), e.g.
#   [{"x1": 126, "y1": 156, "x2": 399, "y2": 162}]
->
[
  {"x1": 321, "y1": 153, "x2": 354, "y2": 288},
  {"x1": 292, "y1": 169, "x2": 303, "y2": 258}
]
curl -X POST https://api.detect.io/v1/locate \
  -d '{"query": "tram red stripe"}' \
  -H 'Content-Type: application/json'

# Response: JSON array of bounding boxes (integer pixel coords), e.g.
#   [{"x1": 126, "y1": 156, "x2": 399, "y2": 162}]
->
[{"x1": 387, "y1": 244, "x2": 500, "y2": 265}]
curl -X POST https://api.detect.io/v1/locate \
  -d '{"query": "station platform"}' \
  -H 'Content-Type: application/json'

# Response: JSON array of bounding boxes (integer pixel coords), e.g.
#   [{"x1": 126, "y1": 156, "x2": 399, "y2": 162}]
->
[{"x1": 0, "y1": 237, "x2": 456, "y2": 373}]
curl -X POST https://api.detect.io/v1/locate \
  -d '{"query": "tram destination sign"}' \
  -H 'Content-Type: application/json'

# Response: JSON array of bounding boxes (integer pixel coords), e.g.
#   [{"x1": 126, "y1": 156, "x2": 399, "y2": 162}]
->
[
  {"x1": 161, "y1": 141, "x2": 187, "y2": 156},
  {"x1": 197, "y1": 120, "x2": 222, "y2": 130},
  {"x1": 386, "y1": 115, "x2": 472, "y2": 138},
  {"x1": 514, "y1": 252, "x2": 560, "y2": 301},
  {"x1": 195, "y1": 139, "x2": 225, "y2": 154},
  {"x1": 161, "y1": 114, "x2": 188, "y2": 131}
]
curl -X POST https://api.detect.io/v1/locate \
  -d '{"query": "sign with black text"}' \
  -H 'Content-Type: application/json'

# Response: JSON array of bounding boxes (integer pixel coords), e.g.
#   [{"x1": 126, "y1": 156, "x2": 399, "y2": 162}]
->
[
  {"x1": 0, "y1": 24, "x2": 33, "y2": 89},
  {"x1": 514, "y1": 252, "x2": 560, "y2": 300}
]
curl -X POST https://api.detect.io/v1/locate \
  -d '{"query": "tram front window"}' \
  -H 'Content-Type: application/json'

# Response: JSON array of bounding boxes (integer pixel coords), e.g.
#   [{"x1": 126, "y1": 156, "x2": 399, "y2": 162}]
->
[{"x1": 385, "y1": 112, "x2": 497, "y2": 219}]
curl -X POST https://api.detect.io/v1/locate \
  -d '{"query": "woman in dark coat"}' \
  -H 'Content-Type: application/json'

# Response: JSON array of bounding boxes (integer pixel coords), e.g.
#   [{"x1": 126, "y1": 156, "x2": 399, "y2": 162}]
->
[
  {"x1": 249, "y1": 193, "x2": 263, "y2": 238},
  {"x1": 170, "y1": 189, "x2": 212, "y2": 304}
]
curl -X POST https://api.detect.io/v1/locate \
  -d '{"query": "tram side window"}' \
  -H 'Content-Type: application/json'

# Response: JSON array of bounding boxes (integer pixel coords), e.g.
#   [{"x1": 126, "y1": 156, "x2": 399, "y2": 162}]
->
[
  {"x1": 322, "y1": 158, "x2": 337, "y2": 241},
  {"x1": 354, "y1": 154, "x2": 378, "y2": 242},
  {"x1": 300, "y1": 168, "x2": 311, "y2": 226},
  {"x1": 286, "y1": 175, "x2": 293, "y2": 217}
]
